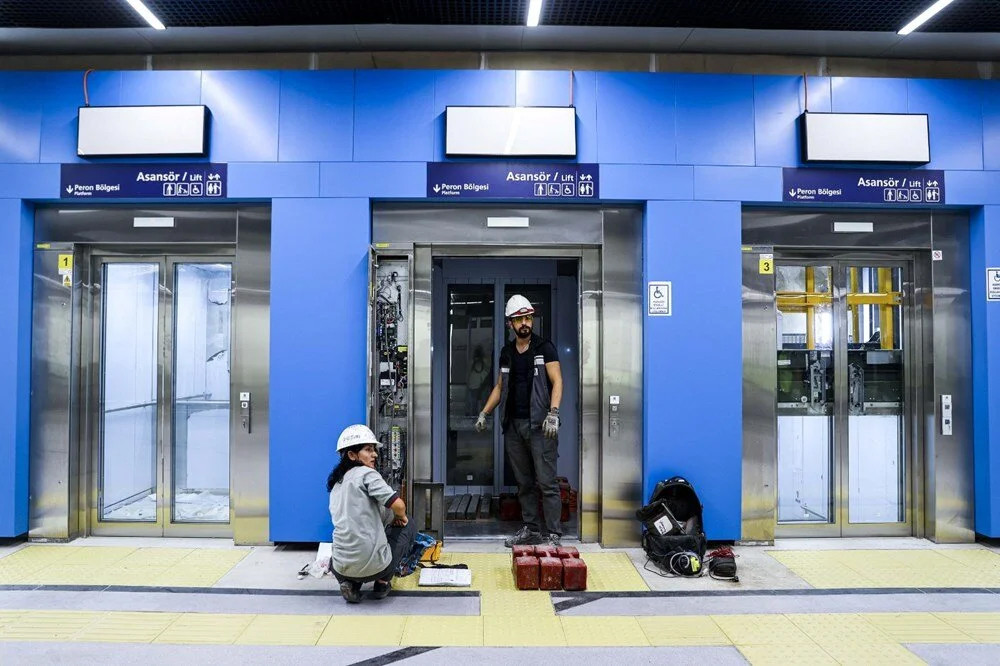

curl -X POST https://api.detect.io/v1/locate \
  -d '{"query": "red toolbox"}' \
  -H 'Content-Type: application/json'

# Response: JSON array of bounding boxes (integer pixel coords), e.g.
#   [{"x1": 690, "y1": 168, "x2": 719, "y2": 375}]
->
[
  {"x1": 513, "y1": 555, "x2": 540, "y2": 590},
  {"x1": 562, "y1": 557, "x2": 587, "y2": 591},
  {"x1": 539, "y1": 556, "x2": 563, "y2": 590},
  {"x1": 555, "y1": 546, "x2": 580, "y2": 559},
  {"x1": 512, "y1": 545, "x2": 535, "y2": 559},
  {"x1": 533, "y1": 545, "x2": 558, "y2": 559}
]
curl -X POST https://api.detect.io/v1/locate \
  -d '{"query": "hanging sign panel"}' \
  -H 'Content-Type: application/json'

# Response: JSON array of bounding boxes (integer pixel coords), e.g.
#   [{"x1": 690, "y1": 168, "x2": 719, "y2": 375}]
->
[
  {"x1": 783, "y1": 168, "x2": 944, "y2": 205},
  {"x1": 61, "y1": 163, "x2": 227, "y2": 199},
  {"x1": 427, "y1": 162, "x2": 598, "y2": 200}
]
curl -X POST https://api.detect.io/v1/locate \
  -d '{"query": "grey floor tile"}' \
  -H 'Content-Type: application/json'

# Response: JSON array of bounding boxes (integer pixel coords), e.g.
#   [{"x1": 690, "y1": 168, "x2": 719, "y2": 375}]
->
[
  {"x1": 906, "y1": 643, "x2": 1000, "y2": 666},
  {"x1": 399, "y1": 646, "x2": 747, "y2": 665}
]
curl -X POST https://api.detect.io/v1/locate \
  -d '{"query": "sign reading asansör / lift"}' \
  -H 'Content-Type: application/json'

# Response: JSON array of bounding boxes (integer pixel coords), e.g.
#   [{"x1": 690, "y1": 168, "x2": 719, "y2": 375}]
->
[
  {"x1": 783, "y1": 168, "x2": 945, "y2": 205},
  {"x1": 427, "y1": 162, "x2": 598, "y2": 199},
  {"x1": 61, "y1": 163, "x2": 227, "y2": 199}
]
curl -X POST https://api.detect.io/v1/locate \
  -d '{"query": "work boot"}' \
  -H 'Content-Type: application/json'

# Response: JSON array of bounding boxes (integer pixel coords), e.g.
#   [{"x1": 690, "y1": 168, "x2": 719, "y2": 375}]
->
[
  {"x1": 547, "y1": 533, "x2": 562, "y2": 548},
  {"x1": 339, "y1": 580, "x2": 362, "y2": 604},
  {"x1": 371, "y1": 579, "x2": 392, "y2": 600},
  {"x1": 504, "y1": 526, "x2": 542, "y2": 548}
]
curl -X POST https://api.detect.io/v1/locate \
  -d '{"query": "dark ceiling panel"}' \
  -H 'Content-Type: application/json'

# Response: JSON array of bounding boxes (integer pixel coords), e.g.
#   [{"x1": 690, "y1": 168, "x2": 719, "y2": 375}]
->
[{"x1": 1, "y1": 1, "x2": 997, "y2": 32}]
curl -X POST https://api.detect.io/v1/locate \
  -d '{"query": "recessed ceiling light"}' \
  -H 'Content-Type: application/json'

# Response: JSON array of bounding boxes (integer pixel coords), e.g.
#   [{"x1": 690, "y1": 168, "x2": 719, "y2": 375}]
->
[
  {"x1": 898, "y1": 0, "x2": 955, "y2": 35},
  {"x1": 526, "y1": 0, "x2": 543, "y2": 27},
  {"x1": 126, "y1": 0, "x2": 166, "y2": 31}
]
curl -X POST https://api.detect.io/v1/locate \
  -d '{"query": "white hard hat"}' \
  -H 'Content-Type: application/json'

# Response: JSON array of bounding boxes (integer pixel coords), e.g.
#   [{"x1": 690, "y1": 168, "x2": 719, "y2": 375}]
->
[
  {"x1": 505, "y1": 294, "x2": 534, "y2": 318},
  {"x1": 337, "y1": 424, "x2": 380, "y2": 452}
]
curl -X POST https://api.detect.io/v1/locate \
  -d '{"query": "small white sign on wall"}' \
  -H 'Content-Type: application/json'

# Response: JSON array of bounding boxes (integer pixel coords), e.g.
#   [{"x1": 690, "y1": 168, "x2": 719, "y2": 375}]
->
[
  {"x1": 988, "y1": 268, "x2": 1000, "y2": 301},
  {"x1": 648, "y1": 281, "x2": 672, "y2": 316}
]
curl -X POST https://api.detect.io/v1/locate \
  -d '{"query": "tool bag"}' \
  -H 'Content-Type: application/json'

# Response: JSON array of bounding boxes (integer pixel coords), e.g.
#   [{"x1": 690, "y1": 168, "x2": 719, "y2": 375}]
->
[
  {"x1": 636, "y1": 476, "x2": 707, "y2": 577},
  {"x1": 396, "y1": 531, "x2": 437, "y2": 577}
]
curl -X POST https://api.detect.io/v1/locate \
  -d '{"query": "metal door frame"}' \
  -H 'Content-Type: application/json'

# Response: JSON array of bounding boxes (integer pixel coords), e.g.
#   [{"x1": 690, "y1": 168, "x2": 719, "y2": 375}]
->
[
  {"x1": 85, "y1": 248, "x2": 234, "y2": 537},
  {"x1": 773, "y1": 251, "x2": 918, "y2": 538}
]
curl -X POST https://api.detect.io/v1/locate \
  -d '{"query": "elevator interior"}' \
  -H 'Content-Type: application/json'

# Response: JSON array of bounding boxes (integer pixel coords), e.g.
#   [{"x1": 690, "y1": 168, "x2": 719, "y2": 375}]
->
[
  {"x1": 28, "y1": 206, "x2": 270, "y2": 544},
  {"x1": 370, "y1": 204, "x2": 643, "y2": 546},
  {"x1": 741, "y1": 209, "x2": 974, "y2": 543}
]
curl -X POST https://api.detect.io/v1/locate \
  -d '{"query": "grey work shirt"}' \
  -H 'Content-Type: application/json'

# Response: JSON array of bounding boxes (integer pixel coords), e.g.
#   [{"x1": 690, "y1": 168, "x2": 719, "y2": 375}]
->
[{"x1": 329, "y1": 466, "x2": 399, "y2": 579}]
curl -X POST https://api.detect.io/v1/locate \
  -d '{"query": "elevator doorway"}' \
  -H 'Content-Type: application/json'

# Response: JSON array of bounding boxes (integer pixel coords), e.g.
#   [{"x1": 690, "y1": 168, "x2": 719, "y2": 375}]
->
[
  {"x1": 774, "y1": 256, "x2": 913, "y2": 537},
  {"x1": 434, "y1": 258, "x2": 580, "y2": 538},
  {"x1": 87, "y1": 253, "x2": 233, "y2": 536}
]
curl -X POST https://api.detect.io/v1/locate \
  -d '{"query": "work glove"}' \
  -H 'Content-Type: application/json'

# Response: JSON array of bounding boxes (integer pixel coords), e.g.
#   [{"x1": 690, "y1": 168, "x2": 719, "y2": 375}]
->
[
  {"x1": 542, "y1": 408, "x2": 560, "y2": 439},
  {"x1": 474, "y1": 411, "x2": 488, "y2": 432}
]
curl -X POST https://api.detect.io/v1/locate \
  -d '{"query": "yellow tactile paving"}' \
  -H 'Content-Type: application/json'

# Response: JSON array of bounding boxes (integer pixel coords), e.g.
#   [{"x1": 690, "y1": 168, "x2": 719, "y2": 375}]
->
[
  {"x1": 153, "y1": 613, "x2": 254, "y2": 644},
  {"x1": 479, "y1": 590, "x2": 554, "y2": 616},
  {"x1": 317, "y1": 616, "x2": 406, "y2": 646},
  {"x1": 787, "y1": 612, "x2": 894, "y2": 645},
  {"x1": 736, "y1": 643, "x2": 838, "y2": 665},
  {"x1": 76, "y1": 611, "x2": 180, "y2": 643},
  {"x1": 712, "y1": 614, "x2": 813, "y2": 645},
  {"x1": 559, "y1": 616, "x2": 650, "y2": 646},
  {"x1": 638, "y1": 616, "x2": 731, "y2": 646},
  {"x1": 863, "y1": 612, "x2": 975, "y2": 643},
  {"x1": 484, "y1": 615, "x2": 566, "y2": 646},
  {"x1": 581, "y1": 552, "x2": 650, "y2": 591},
  {"x1": 0, "y1": 610, "x2": 103, "y2": 641},
  {"x1": 234, "y1": 614, "x2": 330, "y2": 646},
  {"x1": 819, "y1": 641, "x2": 925, "y2": 664},
  {"x1": 768, "y1": 548, "x2": 1000, "y2": 589},
  {"x1": 935, "y1": 612, "x2": 1000, "y2": 643},
  {"x1": 400, "y1": 616, "x2": 484, "y2": 646}
]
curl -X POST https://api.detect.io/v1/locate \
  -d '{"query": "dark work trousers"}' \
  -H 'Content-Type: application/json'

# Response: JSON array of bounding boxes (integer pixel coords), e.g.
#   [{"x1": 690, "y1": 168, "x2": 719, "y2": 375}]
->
[
  {"x1": 505, "y1": 418, "x2": 561, "y2": 537},
  {"x1": 333, "y1": 519, "x2": 417, "y2": 585}
]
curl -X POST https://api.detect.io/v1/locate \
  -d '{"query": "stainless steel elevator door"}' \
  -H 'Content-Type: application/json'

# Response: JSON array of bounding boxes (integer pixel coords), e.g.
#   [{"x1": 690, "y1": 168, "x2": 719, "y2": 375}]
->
[
  {"x1": 775, "y1": 258, "x2": 912, "y2": 537},
  {"x1": 89, "y1": 255, "x2": 234, "y2": 537}
]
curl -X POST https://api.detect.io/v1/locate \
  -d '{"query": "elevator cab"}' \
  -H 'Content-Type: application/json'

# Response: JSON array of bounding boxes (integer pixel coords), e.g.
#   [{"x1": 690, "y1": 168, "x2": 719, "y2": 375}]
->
[
  {"x1": 28, "y1": 206, "x2": 270, "y2": 543},
  {"x1": 741, "y1": 209, "x2": 975, "y2": 543},
  {"x1": 368, "y1": 205, "x2": 643, "y2": 546}
]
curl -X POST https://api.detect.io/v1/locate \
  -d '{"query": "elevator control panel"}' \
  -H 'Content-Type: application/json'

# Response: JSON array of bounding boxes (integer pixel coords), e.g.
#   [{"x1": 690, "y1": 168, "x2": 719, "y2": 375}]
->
[
  {"x1": 239, "y1": 391, "x2": 251, "y2": 433},
  {"x1": 941, "y1": 394, "x2": 953, "y2": 436},
  {"x1": 609, "y1": 394, "x2": 621, "y2": 440},
  {"x1": 371, "y1": 257, "x2": 409, "y2": 491}
]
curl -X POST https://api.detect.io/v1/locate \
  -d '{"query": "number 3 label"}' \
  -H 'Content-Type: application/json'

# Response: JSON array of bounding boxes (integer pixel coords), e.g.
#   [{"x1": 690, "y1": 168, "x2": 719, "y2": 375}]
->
[{"x1": 759, "y1": 253, "x2": 774, "y2": 275}]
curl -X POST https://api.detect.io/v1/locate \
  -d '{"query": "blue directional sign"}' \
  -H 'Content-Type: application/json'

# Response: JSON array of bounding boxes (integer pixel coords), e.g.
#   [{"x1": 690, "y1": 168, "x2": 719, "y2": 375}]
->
[
  {"x1": 783, "y1": 168, "x2": 944, "y2": 205},
  {"x1": 427, "y1": 162, "x2": 598, "y2": 199},
  {"x1": 61, "y1": 163, "x2": 227, "y2": 199}
]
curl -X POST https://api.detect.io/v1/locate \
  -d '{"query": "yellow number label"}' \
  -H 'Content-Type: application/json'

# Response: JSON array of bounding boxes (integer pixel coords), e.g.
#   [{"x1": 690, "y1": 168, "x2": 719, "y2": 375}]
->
[
  {"x1": 58, "y1": 254, "x2": 73, "y2": 271},
  {"x1": 759, "y1": 254, "x2": 774, "y2": 275}
]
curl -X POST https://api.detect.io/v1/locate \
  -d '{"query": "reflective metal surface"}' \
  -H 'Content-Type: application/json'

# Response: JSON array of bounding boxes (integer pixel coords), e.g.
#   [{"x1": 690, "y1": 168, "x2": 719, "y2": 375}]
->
[
  {"x1": 231, "y1": 208, "x2": 271, "y2": 545},
  {"x1": 412, "y1": 246, "x2": 434, "y2": 485},
  {"x1": 35, "y1": 206, "x2": 238, "y2": 245},
  {"x1": 578, "y1": 248, "x2": 601, "y2": 543},
  {"x1": 740, "y1": 245, "x2": 777, "y2": 543}
]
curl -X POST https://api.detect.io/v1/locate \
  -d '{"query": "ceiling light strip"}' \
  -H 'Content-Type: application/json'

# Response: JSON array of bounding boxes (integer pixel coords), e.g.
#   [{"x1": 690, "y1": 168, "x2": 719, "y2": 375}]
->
[
  {"x1": 898, "y1": 0, "x2": 955, "y2": 35},
  {"x1": 526, "y1": 0, "x2": 543, "y2": 27},
  {"x1": 126, "y1": 0, "x2": 166, "y2": 31}
]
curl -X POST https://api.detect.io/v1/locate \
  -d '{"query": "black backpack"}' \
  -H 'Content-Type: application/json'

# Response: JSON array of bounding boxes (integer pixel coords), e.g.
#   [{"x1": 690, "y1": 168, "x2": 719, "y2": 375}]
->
[{"x1": 636, "y1": 476, "x2": 707, "y2": 576}]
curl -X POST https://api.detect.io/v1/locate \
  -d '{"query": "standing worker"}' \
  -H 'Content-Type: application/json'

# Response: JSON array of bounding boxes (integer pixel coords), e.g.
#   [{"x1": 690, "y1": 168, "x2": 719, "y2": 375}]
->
[
  {"x1": 327, "y1": 424, "x2": 415, "y2": 603},
  {"x1": 475, "y1": 294, "x2": 563, "y2": 547}
]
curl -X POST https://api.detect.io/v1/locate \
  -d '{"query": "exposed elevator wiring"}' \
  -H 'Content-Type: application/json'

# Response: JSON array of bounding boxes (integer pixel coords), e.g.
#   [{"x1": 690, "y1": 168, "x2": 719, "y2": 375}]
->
[{"x1": 83, "y1": 68, "x2": 95, "y2": 106}]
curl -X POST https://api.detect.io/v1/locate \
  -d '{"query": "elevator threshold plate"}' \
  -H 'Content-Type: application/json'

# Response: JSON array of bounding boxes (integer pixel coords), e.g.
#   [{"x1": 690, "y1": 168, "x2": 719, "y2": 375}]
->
[{"x1": 768, "y1": 549, "x2": 1000, "y2": 589}]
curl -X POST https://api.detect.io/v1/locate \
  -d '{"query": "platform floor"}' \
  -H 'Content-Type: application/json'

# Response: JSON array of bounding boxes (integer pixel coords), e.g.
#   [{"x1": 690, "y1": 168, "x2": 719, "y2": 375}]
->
[{"x1": 1, "y1": 537, "x2": 998, "y2": 664}]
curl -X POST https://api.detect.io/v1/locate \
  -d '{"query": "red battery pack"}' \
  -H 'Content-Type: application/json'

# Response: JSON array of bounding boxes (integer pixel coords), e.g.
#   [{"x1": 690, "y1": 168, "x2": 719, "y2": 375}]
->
[
  {"x1": 513, "y1": 555, "x2": 540, "y2": 590},
  {"x1": 555, "y1": 546, "x2": 580, "y2": 559},
  {"x1": 533, "y1": 545, "x2": 558, "y2": 558},
  {"x1": 562, "y1": 557, "x2": 587, "y2": 591},
  {"x1": 512, "y1": 545, "x2": 535, "y2": 559},
  {"x1": 539, "y1": 556, "x2": 563, "y2": 590}
]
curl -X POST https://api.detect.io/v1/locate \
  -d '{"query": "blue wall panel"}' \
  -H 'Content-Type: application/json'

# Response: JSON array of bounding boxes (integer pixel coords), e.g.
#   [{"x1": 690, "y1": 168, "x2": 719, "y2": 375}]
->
[
  {"x1": 596, "y1": 73, "x2": 676, "y2": 164},
  {"x1": 0, "y1": 200, "x2": 32, "y2": 537},
  {"x1": 831, "y1": 77, "x2": 907, "y2": 113},
  {"x1": 121, "y1": 70, "x2": 202, "y2": 106},
  {"x1": 320, "y1": 162, "x2": 425, "y2": 198},
  {"x1": 644, "y1": 200, "x2": 743, "y2": 540},
  {"x1": 984, "y1": 83, "x2": 1000, "y2": 171},
  {"x1": 201, "y1": 70, "x2": 280, "y2": 162},
  {"x1": 354, "y1": 70, "x2": 436, "y2": 162},
  {"x1": 278, "y1": 70, "x2": 354, "y2": 162},
  {"x1": 516, "y1": 70, "x2": 571, "y2": 107},
  {"x1": 753, "y1": 75, "x2": 832, "y2": 167},
  {"x1": 433, "y1": 70, "x2": 515, "y2": 161},
  {"x1": 0, "y1": 164, "x2": 60, "y2": 199},
  {"x1": 572, "y1": 71, "x2": 599, "y2": 163},
  {"x1": 0, "y1": 73, "x2": 43, "y2": 163},
  {"x1": 907, "y1": 79, "x2": 984, "y2": 171},
  {"x1": 269, "y1": 197, "x2": 370, "y2": 542},
  {"x1": 675, "y1": 74, "x2": 755, "y2": 166},
  {"x1": 600, "y1": 165, "x2": 693, "y2": 201},
  {"x1": 694, "y1": 166, "x2": 782, "y2": 202},
  {"x1": 228, "y1": 162, "x2": 320, "y2": 199},
  {"x1": 944, "y1": 171, "x2": 1000, "y2": 206}
]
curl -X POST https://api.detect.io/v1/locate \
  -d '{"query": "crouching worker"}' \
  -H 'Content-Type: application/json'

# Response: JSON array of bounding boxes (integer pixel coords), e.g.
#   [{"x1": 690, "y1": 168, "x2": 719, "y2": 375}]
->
[{"x1": 328, "y1": 424, "x2": 415, "y2": 603}]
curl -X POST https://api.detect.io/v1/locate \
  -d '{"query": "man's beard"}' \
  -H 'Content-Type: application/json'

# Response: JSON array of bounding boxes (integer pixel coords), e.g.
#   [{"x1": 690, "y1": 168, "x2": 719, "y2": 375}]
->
[{"x1": 515, "y1": 325, "x2": 531, "y2": 339}]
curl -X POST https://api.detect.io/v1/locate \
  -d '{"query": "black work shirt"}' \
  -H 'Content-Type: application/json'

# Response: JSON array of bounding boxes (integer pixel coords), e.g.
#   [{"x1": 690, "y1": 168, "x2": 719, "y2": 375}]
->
[{"x1": 503, "y1": 339, "x2": 558, "y2": 419}]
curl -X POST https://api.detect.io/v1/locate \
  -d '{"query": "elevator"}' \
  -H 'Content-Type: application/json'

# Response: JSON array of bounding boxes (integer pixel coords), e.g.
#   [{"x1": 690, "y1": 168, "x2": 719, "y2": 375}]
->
[
  {"x1": 28, "y1": 206, "x2": 270, "y2": 543},
  {"x1": 741, "y1": 209, "x2": 975, "y2": 543},
  {"x1": 370, "y1": 204, "x2": 643, "y2": 546}
]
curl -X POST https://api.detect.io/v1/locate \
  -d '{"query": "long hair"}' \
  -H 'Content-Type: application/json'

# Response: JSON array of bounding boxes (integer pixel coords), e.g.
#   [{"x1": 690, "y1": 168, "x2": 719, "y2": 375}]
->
[{"x1": 326, "y1": 445, "x2": 366, "y2": 491}]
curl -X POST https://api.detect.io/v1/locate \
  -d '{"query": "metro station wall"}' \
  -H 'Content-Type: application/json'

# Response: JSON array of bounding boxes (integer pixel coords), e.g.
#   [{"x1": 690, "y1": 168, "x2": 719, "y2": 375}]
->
[{"x1": 0, "y1": 69, "x2": 998, "y2": 540}]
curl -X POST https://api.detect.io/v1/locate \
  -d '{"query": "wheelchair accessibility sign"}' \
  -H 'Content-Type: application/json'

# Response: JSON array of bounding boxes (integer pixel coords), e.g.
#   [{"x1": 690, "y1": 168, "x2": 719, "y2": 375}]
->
[
  {"x1": 648, "y1": 281, "x2": 672, "y2": 316},
  {"x1": 988, "y1": 268, "x2": 1000, "y2": 302}
]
